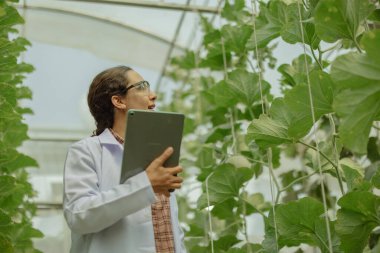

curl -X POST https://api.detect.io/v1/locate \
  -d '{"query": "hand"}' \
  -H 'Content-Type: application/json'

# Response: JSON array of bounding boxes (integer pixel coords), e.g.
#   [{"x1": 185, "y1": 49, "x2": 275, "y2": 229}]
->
[{"x1": 146, "y1": 147, "x2": 183, "y2": 196}]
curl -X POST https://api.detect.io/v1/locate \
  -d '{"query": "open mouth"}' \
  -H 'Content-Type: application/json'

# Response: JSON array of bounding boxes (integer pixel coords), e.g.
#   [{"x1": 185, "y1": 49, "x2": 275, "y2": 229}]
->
[{"x1": 148, "y1": 104, "x2": 155, "y2": 110}]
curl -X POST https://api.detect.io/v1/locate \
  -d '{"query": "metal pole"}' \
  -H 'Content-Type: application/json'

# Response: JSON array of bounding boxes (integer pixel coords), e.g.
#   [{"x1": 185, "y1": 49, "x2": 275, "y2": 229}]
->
[
  {"x1": 155, "y1": 0, "x2": 192, "y2": 93},
  {"x1": 59, "y1": 0, "x2": 218, "y2": 14}
]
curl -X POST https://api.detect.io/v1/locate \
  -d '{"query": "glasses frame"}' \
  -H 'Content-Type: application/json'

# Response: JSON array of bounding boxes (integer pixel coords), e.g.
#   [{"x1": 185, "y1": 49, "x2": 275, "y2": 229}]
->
[{"x1": 125, "y1": 80, "x2": 150, "y2": 93}]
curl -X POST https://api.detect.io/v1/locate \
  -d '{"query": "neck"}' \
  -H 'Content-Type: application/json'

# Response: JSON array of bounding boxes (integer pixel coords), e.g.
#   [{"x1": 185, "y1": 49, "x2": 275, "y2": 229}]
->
[{"x1": 112, "y1": 117, "x2": 126, "y2": 140}]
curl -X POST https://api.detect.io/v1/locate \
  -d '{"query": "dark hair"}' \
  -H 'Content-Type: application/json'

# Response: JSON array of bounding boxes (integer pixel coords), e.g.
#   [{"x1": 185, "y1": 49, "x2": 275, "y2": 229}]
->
[{"x1": 87, "y1": 66, "x2": 132, "y2": 136}]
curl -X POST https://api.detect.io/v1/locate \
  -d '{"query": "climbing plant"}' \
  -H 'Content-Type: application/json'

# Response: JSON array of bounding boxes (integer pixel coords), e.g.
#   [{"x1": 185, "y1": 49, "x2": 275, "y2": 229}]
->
[
  {"x1": 162, "y1": 0, "x2": 380, "y2": 252},
  {"x1": 0, "y1": 1, "x2": 42, "y2": 252}
]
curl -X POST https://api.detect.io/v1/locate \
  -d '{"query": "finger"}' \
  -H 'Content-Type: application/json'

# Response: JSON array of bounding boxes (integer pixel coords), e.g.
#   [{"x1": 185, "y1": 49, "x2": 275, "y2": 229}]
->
[
  {"x1": 169, "y1": 176, "x2": 183, "y2": 184},
  {"x1": 167, "y1": 166, "x2": 183, "y2": 175},
  {"x1": 152, "y1": 147, "x2": 173, "y2": 167},
  {"x1": 169, "y1": 183, "x2": 182, "y2": 189}
]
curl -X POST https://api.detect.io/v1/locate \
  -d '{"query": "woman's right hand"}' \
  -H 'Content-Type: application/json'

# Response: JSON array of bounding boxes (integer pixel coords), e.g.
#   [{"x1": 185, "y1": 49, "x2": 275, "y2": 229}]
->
[{"x1": 145, "y1": 147, "x2": 183, "y2": 196}]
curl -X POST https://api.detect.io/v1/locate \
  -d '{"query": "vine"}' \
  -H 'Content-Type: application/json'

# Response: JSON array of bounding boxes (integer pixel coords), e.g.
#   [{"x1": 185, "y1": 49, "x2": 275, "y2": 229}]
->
[{"x1": 0, "y1": 1, "x2": 42, "y2": 252}]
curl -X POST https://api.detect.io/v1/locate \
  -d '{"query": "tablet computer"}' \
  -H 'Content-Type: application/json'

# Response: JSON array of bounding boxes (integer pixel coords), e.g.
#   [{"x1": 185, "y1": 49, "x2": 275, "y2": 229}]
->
[{"x1": 120, "y1": 109, "x2": 185, "y2": 183}]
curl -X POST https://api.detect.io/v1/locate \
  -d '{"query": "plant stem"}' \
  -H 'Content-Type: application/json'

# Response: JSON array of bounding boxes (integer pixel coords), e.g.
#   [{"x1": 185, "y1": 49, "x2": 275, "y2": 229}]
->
[
  {"x1": 297, "y1": 140, "x2": 338, "y2": 169},
  {"x1": 241, "y1": 190, "x2": 252, "y2": 253},
  {"x1": 280, "y1": 171, "x2": 318, "y2": 193},
  {"x1": 319, "y1": 43, "x2": 341, "y2": 53},
  {"x1": 245, "y1": 157, "x2": 267, "y2": 165},
  {"x1": 229, "y1": 108, "x2": 238, "y2": 154},
  {"x1": 267, "y1": 148, "x2": 280, "y2": 191},
  {"x1": 353, "y1": 38, "x2": 363, "y2": 53},
  {"x1": 310, "y1": 46, "x2": 323, "y2": 70},
  {"x1": 328, "y1": 114, "x2": 345, "y2": 195}
]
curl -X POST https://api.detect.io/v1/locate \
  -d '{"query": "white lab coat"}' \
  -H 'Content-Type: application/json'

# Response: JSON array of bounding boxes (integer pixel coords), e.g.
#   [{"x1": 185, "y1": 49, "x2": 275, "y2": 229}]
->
[{"x1": 63, "y1": 129, "x2": 186, "y2": 253}]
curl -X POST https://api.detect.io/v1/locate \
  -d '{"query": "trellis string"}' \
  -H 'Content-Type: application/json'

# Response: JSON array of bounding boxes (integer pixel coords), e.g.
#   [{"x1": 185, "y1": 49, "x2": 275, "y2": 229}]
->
[
  {"x1": 296, "y1": 1, "x2": 333, "y2": 252},
  {"x1": 250, "y1": 0, "x2": 279, "y2": 252}
]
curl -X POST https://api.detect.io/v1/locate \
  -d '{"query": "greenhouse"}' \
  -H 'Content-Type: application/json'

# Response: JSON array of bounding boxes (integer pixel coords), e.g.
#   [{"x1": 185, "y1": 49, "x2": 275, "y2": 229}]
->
[{"x1": 0, "y1": 0, "x2": 379, "y2": 253}]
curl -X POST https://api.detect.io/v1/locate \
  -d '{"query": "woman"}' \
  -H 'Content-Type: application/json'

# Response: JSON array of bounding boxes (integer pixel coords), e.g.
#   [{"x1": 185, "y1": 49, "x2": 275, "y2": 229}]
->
[{"x1": 63, "y1": 66, "x2": 186, "y2": 253}]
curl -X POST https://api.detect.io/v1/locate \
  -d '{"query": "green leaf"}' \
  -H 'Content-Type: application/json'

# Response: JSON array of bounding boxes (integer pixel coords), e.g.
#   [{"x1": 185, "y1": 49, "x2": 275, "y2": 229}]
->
[
  {"x1": 0, "y1": 5, "x2": 24, "y2": 28},
  {"x1": 221, "y1": 0, "x2": 248, "y2": 22},
  {"x1": 211, "y1": 198, "x2": 237, "y2": 219},
  {"x1": 226, "y1": 69, "x2": 270, "y2": 106},
  {"x1": 197, "y1": 164, "x2": 252, "y2": 209},
  {"x1": 314, "y1": 0, "x2": 375, "y2": 43},
  {"x1": 244, "y1": 192, "x2": 271, "y2": 215},
  {"x1": 0, "y1": 235, "x2": 13, "y2": 253},
  {"x1": 361, "y1": 28, "x2": 380, "y2": 62},
  {"x1": 367, "y1": 137, "x2": 380, "y2": 163},
  {"x1": 206, "y1": 126, "x2": 231, "y2": 143},
  {"x1": 0, "y1": 176, "x2": 21, "y2": 197},
  {"x1": 199, "y1": 47, "x2": 232, "y2": 70},
  {"x1": 221, "y1": 24, "x2": 252, "y2": 55},
  {"x1": 285, "y1": 71, "x2": 335, "y2": 138},
  {"x1": 246, "y1": 1, "x2": 319, "y2": 49},
  {"x1": 247, "y1": 114, "x2": 292, "y2": 149},
  {"x1": 265, "y1": 197, "x2": 340, "y2": 252},
  {"x1": 336, "y1": 191, "x2": 380, "y2": 253},
  {"x1": 0, "y1": 149, "x2": 38, "y2": 172},
  {"x1": 196, "y1": 145, "x2": 216, "y2": 170},
  {"x1": 0, "y1": 82, "x2": 17, "y2": 106},
  {"x1": 370, "y1": 168, "x2": 380, "y2": 189},
  {"x1": 207, "y1": 80, "x2": 237, "y2": 108},
  {"x1": 331, "y1": 30, "x2": 380, "y2": 153},
  {"x1": 170, "y1": 50, "x2": 197, "y2": 70},
  {"x1": 207, "y1": 69, "x2": 270, "y2": 108},
  {"x1": 340, "y1": 158, "x2": 371, "y2": 192},
  {"x1": 277, "y1": 54, "x2": 313, "y2": 87}
]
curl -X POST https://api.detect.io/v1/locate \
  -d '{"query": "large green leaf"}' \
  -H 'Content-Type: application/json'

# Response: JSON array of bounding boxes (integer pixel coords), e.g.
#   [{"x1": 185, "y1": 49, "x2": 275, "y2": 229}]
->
[
  {"x1": 277, "y1": 54, "x2": 314, "y2": 87},
  {"x1": 331, "y1": 30, "x2": 380, "y2": 153},
  {"x1": 246, "y1": 1, "x2": 319, "y2": 49},
  {"x1": 221, "y1": 0, "x2": 249, "y2": 22},
  {"x1": 314, "y1": 0, "x2": 375, "y2": 43},
  {"x1": 247, "y1": 114, "x2": 292, "y2": 149},
  {"x1": 336, "y1": 191, "x2": 380, "y2": 253},
  {"x1": 208, "y1": 69, "x2": 270, "y2": 108},
  {"x1": 264, "y1": 197, "x2": 340, "y2": 253},
  {"x1": 285, "y1": 71, "x2": 335, "y2": 138},
  {"x1": 197, "y1": 164, "x2": 253, "y2": 209},
  {"x1": 221, "y1": 24, "x2": 252, "y2": 55},
  {"x1": 207, "y1": 80, "x2": 238, "y2": 108},
  {"x1": 226, "y1": 69, "x2": 270, "y2": 106},
  {"x1": 340, "y1": 158, "x2": 371, "y2": 192}
]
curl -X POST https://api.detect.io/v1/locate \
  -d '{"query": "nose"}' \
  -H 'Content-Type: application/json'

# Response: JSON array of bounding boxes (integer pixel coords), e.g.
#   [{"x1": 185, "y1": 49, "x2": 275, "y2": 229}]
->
[{"x1": 149, "y1": 90, "x2": 157, "y2": 101}]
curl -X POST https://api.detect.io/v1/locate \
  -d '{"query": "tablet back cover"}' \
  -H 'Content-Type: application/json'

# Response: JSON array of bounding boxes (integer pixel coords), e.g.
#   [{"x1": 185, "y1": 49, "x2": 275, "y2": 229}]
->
[{"x1": 120, "y1": 110, "x2": 184, "y2": 183}]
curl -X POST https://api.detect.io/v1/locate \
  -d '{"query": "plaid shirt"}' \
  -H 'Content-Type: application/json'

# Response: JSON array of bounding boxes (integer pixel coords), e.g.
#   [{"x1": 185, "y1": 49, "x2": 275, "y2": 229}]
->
[{"x1": 109, "y1": 128, "x2": 175, "y2": 253}]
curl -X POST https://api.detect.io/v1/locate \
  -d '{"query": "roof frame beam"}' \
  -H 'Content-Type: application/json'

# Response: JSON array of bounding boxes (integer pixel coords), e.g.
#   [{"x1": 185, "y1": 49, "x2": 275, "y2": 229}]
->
[{"x1": 60, "y1": 0, "x2": 219, "y2": 13}]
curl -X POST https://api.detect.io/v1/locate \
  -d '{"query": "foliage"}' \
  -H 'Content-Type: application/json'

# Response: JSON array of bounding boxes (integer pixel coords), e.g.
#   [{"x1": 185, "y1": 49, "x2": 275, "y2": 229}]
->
[
  {"x1": 163, "y1": 0, "x2": 380, "y2": 252},
  {"x1": 0, "y1": 1, "x2": 42, "y2": 252}
]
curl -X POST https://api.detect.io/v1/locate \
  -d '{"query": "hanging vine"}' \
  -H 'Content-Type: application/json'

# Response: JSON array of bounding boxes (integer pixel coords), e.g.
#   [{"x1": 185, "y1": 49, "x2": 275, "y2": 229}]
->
[
  {"x1": 162, "y1": 0, "x2": 380, "y2": 252},
  {"x1": 0, "y1": 1, "x2": 42, "y2": 253}
]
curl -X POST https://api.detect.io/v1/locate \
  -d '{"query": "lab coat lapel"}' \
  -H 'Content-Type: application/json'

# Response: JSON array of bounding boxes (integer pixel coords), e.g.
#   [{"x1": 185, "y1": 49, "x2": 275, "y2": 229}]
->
[{"x1": 98, "y1": 129, "x2": 124, "y2": 190}]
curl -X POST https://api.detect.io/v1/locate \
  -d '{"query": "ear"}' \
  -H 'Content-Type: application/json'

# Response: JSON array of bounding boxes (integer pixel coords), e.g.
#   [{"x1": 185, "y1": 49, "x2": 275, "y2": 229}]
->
[{"x1": 111, "y1": 95, "x2": 127, "y2": 110}]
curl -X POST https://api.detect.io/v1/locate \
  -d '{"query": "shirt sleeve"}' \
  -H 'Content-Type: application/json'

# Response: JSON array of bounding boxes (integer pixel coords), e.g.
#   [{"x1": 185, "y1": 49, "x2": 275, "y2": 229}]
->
[{"x1": 63, "y1": 140, "x2": 156, "y2": 235}]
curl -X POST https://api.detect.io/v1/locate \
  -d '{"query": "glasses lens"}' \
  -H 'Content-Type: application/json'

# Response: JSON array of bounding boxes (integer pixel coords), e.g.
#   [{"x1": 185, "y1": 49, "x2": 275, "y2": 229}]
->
[{"x1": 137, "y1": 81, "x2": 149, "y2": 92}]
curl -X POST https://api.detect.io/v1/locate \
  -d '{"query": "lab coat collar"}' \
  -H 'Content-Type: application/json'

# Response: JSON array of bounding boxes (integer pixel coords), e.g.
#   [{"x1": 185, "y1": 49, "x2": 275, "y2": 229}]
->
[{"x1": 98, "y1": 128, "x2": 120, "y2": 146}]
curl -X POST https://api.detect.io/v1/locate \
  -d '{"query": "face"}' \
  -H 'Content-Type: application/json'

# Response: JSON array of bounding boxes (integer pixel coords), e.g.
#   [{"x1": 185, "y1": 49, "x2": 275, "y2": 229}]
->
[{"x1": 121, "y1": 70, "x2": 157, "y2": 111}]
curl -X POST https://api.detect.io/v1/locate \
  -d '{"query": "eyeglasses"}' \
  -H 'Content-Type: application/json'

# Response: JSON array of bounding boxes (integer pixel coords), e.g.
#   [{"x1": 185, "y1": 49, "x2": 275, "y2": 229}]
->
[{"x1": 125, "y1": 80, "x2": 150, "y2": 94}]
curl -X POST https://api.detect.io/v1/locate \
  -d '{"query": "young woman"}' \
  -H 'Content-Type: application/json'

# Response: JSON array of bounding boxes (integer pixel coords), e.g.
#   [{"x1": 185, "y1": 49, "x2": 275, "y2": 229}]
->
[{"x1": 63, "y1": 66, "x2": 186, "y2": 253}]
